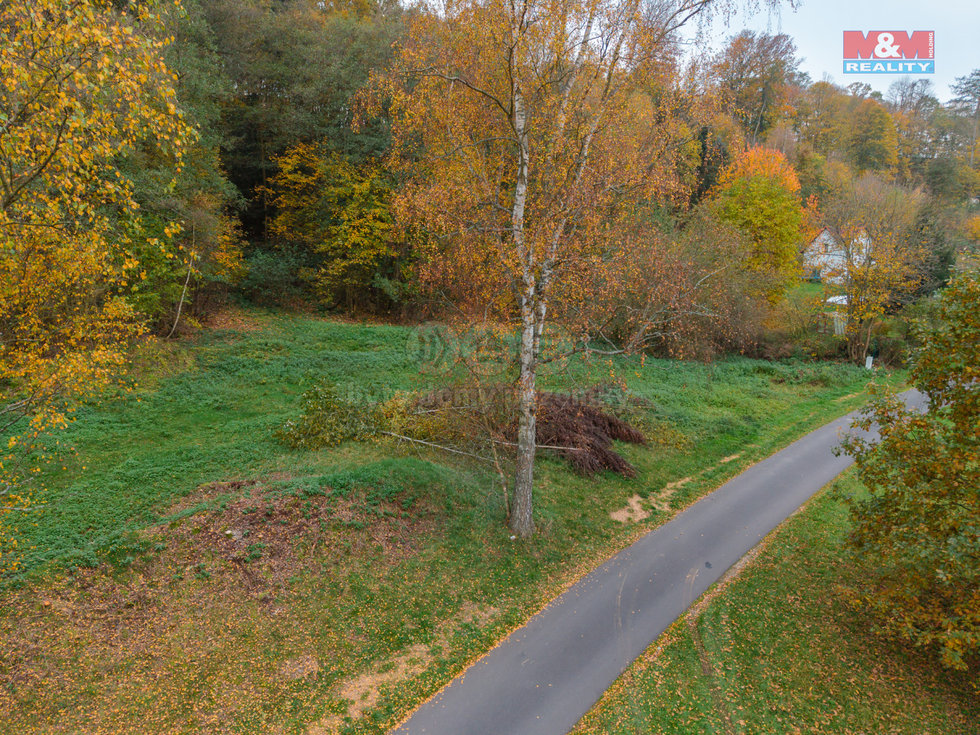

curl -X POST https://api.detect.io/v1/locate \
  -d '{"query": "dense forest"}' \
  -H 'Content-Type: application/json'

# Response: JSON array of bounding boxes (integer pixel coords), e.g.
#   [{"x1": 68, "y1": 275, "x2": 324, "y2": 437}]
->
[{"x1": 4, "y1": 1, "x2": 977, "y2": 375}]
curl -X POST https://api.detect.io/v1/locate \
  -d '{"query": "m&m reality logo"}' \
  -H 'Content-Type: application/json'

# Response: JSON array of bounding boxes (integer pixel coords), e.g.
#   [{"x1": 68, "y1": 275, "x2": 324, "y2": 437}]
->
[{"x1": 843, "y1": 31, "x2": 935, "y2": 74}]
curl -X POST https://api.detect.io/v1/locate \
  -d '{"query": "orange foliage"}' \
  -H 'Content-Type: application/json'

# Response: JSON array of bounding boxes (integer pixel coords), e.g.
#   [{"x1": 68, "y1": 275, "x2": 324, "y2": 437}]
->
[
  {"x1": 371, "y1": 0, "x2": 722, "y2": 536},
  {"x1": 717, "y1": 145, "x2": 801, "y2": 193},
  {"x1": 713, "y1": 146, "x2": 804, "y2": 303}
]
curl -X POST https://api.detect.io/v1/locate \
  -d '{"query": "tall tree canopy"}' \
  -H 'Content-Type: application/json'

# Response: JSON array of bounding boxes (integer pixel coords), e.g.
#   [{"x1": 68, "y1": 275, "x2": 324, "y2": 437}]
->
[
  {"x1": 712, "y1": 146, "x2": 804, "y2": 304},
  {"x1": 203, "y1": 0, "x2": 403, "y2": 238},
  {"x1": 380, "y1": 0, "x2": 747, "y2": 536},
  {"x1": 0, "y1": 0, "x2": 191, "y2": 569},
  {"x1": 951, "y1": 69, "x2": 980, "y2": 168},
  {"x1": 711, "y1": 30, "x2": 803, "y2": 145},
  {"x1": 848, "y1": 98, "x2": 899, "y2": 173}
]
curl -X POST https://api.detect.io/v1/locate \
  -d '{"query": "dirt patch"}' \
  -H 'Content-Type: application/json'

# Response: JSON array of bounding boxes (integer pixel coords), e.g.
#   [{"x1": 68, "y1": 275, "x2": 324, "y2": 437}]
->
[
  {"x1": 162, "y1": 483, "x2": 433, "y2": 592},
  {"x1": 341, "y1": 643, "x2": 429, "y2": 721},
  {"x1": 458, "y1": 600, "x2": 499, "y2": 627},
  {"x1": 165, "y1": 479, "x2": 258, "y2": 517},
  {"x1": 610, "y1": 495, "x2": 650, "y2": 523},
  {"x1": 649, "y1": 476, "x2": 691, "y2": 512},
  {"x1": 719, "y1": 453, "x2": 742, "y2": 464},
  {"x1": 309, "y1": 601, "x2": 498, "y2": 733},
  {"x1": 0, "y1": 475, "x2": 441, "y2": 733},
  {"x1": 611, "y1": 474, "x2": 694, "y2": 522},
  {"x1": 280, "y1": 654, "x2": 320, "y2": 682}
]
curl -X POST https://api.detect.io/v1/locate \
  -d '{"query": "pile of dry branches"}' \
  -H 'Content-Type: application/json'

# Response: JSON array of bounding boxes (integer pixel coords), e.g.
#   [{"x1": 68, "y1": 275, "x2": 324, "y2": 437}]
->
[{"x1": 410, "y1": 384, "x2": 646, "y2": 477}]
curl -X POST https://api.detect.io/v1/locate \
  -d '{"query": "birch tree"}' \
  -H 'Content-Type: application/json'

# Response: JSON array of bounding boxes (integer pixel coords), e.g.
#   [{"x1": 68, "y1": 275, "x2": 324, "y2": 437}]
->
[
  {"x1": 0, "y1": 0, "x2": 190, "y2": 570},
  {"x1": 376, "y1": 0, "x2": 773, "y2": 537}
]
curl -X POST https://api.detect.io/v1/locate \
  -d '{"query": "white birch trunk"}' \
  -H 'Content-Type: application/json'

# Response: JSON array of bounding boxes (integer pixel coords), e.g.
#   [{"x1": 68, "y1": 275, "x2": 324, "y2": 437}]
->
[
  {"x1": 511, "y1": 302, "x2": 537, "y2": 537},
  {"x1": 509, "y1": 75, "x2": 537, "y2": 538}
]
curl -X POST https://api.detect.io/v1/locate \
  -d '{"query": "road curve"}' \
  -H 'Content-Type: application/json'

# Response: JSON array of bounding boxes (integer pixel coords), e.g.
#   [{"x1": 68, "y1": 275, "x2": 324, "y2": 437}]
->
[{"x1": 392, "y1": 390, "x2": 926, "y2": 735}]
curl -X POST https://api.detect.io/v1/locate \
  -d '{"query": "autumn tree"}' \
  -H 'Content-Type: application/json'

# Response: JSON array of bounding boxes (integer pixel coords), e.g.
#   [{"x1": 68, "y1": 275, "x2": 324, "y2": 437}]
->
[
  {"x1": 794, "y1": 80, "x2": 851, "y2": 158},
  {"x1": 589, "y1": 207, "x2": 768, "y2": 359},
  {"x1": 840, "y1": 270, "x2": 980, "y2": 683},
  {"x1": 886, "y1": 78, "x2": 939, "y2": 186},
  {"x1": 202, "y1": 0, "x2": 403, "y2": 239},
  {"x1": 951, "y1": 69, "x2": 980, "y2": 168},
  {"x1": 264, "y1": 143, "x2": 400, "y2": 310},
  {"x1": 119, "y1": 0, "x2": 245, "y2": 332},
  {"x1": 711, "y1": 30, "x2": 803, "y2": 145},
  {"x1": 848, "y1": 98, "x2": 899, "y2": 173},
  {"x1": 379, "y1": 0, "x2": 758, "y2": 537},
  {"x1": 909, "y1": 203, "x2": 957, "y2": 297},
  {"x1": 711, "y1": 146, "x2": 804, "y2": 304},
  {"x1": 823, "y1": 174, "x2": 924, "y2": 361},
  {"x1": 0, "y1": 0, "x2": 190, "y2": 570}
]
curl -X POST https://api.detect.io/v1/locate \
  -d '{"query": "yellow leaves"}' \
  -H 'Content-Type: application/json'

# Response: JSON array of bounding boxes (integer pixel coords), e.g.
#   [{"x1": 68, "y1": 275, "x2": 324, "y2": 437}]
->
[
  {"x1": 965, "y1": 214, "x2": 980, "y2": 244},
  {"x1": 1, "y1": 0, "x2": 189, "y2": 567},
  {"x1": 712, "y1": 147, "x2": 805, "y2": 304},
  {"x1": 264, "y1": 145, "x2": 395, "y2": 302}
]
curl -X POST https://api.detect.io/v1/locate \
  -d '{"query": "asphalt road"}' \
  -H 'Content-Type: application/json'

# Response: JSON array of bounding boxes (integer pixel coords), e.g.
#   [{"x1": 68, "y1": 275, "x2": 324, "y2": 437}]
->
[{"x1": 392, "y1": 390, "x2": 926, "y2": 735}]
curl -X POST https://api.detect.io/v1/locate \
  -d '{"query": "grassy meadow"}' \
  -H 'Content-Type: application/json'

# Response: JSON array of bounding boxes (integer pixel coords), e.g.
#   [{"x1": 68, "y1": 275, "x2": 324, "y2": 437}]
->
[{"x1": 0, "y1": 307, "x2": 904, "y2": 734}]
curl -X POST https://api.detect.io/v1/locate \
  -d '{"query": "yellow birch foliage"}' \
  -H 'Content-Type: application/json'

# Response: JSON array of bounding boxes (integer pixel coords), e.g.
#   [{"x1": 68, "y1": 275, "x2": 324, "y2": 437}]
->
[
  {"x1": 0, "y1": 0, "x2": 191, "y2": 572},
  {"x1": 966, "y1": 214, "x2": 980, "y2": 243},
  {"x1": 264, "y1": 144, "x2": 395, "y2": 307}
]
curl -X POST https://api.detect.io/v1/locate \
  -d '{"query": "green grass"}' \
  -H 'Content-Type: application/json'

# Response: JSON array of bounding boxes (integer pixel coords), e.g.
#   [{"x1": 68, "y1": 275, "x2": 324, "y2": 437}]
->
[
  {"x1": 0, "y1": 308, "x2": 903, "y2": 734},
  {"x1": 574, "y1": 471, "x2": 979, "y2": 735},
  {"x1": 791, "y1": 280, "x2": 826, "y2": 299},
  {"x1": 11, "y1": 312, "x2": 426, "y2": 574}
]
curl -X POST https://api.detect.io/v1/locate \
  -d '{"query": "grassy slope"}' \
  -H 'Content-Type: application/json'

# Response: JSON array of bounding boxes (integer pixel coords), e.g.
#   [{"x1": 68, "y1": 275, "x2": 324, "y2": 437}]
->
[
  {"x1": 574, "y1": 471, "x2": 979, "y2": 735},
  {"x1": 0, "y1": 309, "x2": 901, "y2": 734}
]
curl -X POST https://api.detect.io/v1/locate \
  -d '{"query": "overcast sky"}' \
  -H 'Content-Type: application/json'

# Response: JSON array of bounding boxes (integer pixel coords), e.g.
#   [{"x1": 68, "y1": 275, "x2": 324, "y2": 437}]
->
[{"x1": 689, "y1": 0, "x2": 980, "y2": 101}]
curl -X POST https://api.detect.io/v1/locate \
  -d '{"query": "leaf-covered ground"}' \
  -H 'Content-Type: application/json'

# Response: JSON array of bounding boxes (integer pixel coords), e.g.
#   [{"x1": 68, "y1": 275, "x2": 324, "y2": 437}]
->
[
  {"x1": 0, "y1": 307, "x2": 905, "y2": 734},
  {"x1": 574, "y1": 471, "x2": 979, "y2": 735}
]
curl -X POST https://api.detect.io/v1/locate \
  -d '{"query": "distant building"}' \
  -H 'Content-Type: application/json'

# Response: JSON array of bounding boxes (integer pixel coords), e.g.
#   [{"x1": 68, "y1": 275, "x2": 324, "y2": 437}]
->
[{"x1": 802, "y1": 227, "x2": 870, "y2": 284}]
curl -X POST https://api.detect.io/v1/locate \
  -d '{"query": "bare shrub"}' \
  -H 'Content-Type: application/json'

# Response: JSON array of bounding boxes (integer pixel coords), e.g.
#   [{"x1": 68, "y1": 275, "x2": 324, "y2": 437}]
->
[{"x1": 570, "y1": 208, "x2": 772, "y2": 361}]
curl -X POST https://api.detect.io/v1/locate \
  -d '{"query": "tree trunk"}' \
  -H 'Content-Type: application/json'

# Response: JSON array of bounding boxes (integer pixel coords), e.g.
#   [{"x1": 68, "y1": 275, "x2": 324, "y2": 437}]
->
[
  {"x1": 510, "y1": 307, "x2": 537, "y2": 538},
  {"x1": 508, "y1": 74, "x2": 536, "y2": 538}
]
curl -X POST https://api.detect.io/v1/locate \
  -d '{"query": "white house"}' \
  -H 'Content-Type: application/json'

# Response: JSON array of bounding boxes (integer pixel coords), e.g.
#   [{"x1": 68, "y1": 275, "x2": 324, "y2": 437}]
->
[{"x1": 802, "y1": 227, "x2": 871, "y2": 284}]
